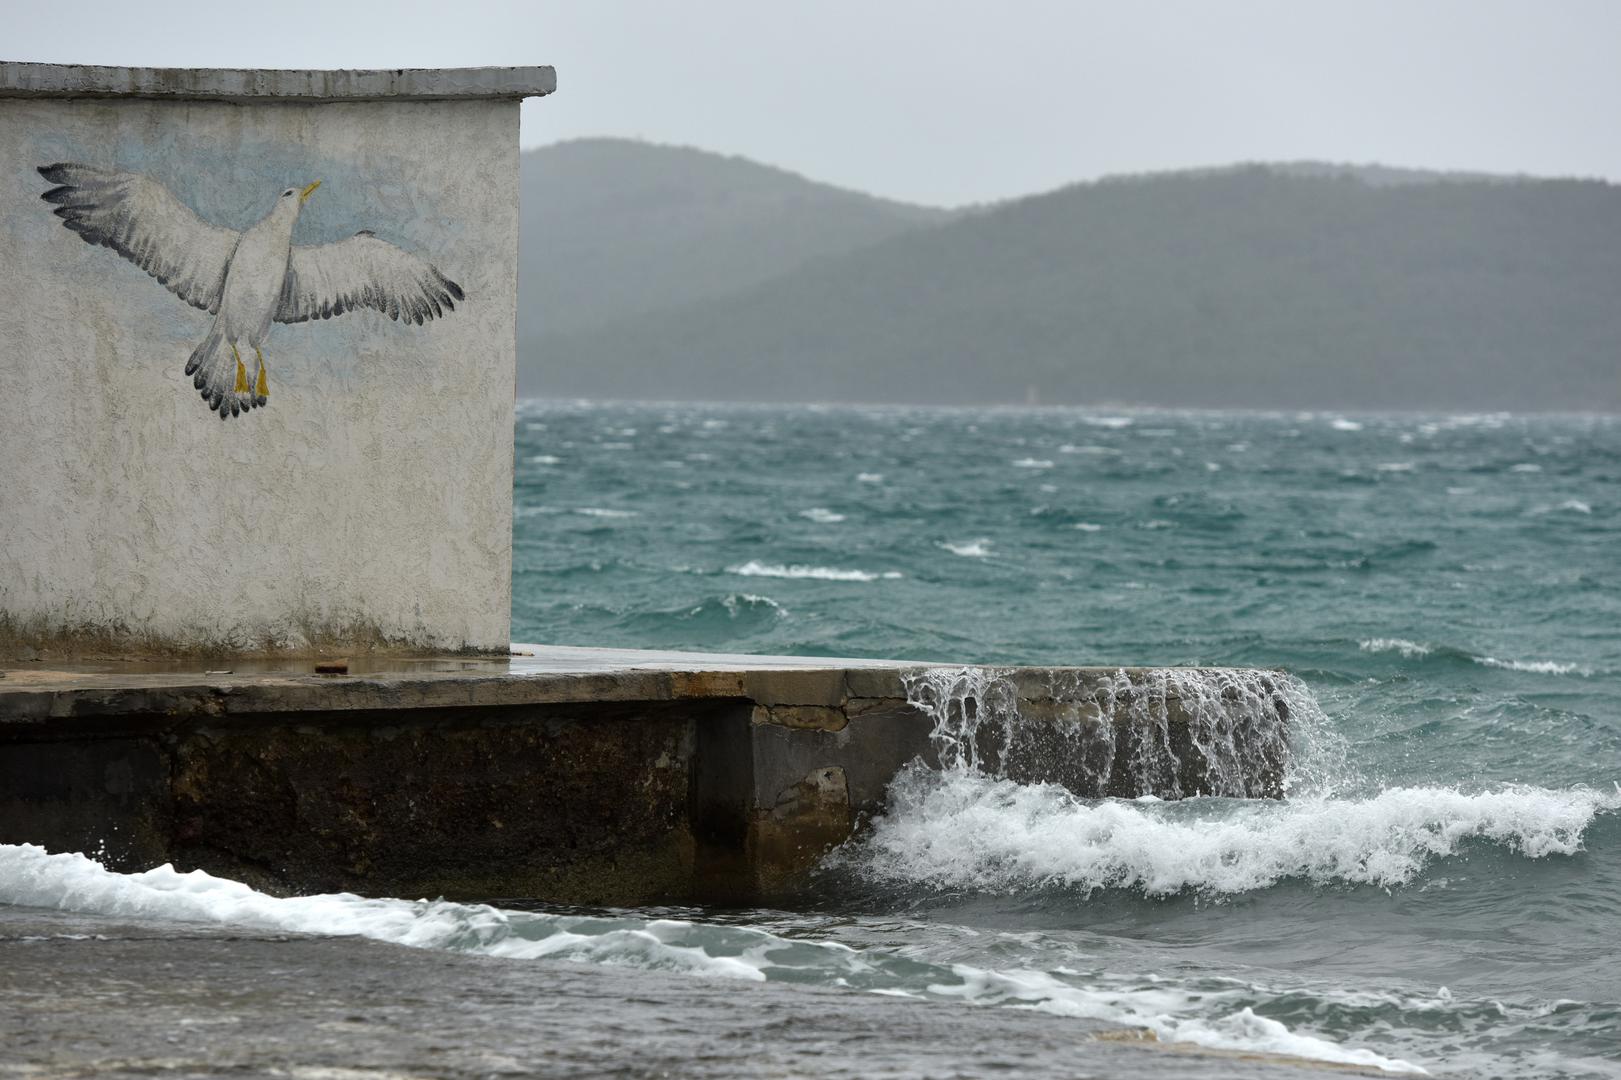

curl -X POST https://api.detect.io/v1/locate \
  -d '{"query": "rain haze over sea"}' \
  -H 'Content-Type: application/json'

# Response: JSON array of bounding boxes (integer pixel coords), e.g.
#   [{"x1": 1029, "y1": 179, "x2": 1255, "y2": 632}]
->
[{"x1": 9, "y1": 401, "x2": 1621, "y2": 1077}]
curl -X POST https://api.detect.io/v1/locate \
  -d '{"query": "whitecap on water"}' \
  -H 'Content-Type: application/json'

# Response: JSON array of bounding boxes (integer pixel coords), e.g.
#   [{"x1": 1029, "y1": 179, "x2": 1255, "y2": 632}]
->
[
  {"x1": 800, "y1": 507, "x2": 847, "y2": 524},
  {"x1": 1475, "y1": 656, "x2": 1591, "y2": 676},
  {"x1": 729, "y1": 560, "x2": 901, "y2": 582},
  {"x1": 941, "y1": 539, "x2": 993, "y2": 558},
  {"x1": 1360, "y1": 638, "x2": 1433, "y2": 659},
  {"x1": 1527, "y1": 499, "x2": 1592, "y2": 516}
]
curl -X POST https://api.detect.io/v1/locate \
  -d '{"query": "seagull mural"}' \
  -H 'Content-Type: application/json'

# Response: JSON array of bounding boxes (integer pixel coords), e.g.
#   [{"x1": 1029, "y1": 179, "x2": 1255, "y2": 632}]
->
[{"x1": 37, "y1": 163, "x2": 465, "y2": 420}]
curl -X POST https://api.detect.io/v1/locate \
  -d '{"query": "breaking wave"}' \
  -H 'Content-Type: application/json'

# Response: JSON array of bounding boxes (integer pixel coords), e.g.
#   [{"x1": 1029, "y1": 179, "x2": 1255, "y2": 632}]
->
[
  {"x1": 0, "y1": 842, "x2": 1422, "y2": 1073},
  {"x1": 1359, "y1": 639, "x2": 1593, "y2": 676},
  {"x1": 835, "y1": 666, "x2": 1617, "y2": 897},
  {"x1": 729, "y1": 560, "x2": 902, "y2": 582},
  {"x1": 843, "y1": 772, "x2": 1617, "y2": 895}
]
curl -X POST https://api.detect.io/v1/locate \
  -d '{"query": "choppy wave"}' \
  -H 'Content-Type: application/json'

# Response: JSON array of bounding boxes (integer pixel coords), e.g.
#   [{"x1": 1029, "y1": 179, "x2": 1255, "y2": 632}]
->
[
  {"x1": 841, "y1": 771, "x2": 1618, "y2": 896},
  {"x1": 1359, "y1": 639, "x2": 1592, "y2": 676},
  {"x1": 1360, "y1": 637, "x2": 1433, "y2": 659},
  {"x1": 0, "y1": 843, "x2": 1421, "y2": 1073},
  {"x1": 1476, "y1": 656, "x2": 1589, "y2": 675},
  {"x1": 729, "y1": 560, "x2": 902, "y2": 582},
  {"x1": 840, "y1": 667, "x2": 1617, "y2": 899},
  {"x1": 941, "y1": 539, "x2": 993, "y2": 558}
]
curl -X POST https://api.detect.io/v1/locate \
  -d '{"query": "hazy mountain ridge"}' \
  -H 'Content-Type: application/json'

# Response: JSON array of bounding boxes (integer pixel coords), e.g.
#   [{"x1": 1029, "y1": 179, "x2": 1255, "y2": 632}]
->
[
  {"x1": 520, "y1": 138, "x2": 952, "y2": 339},
  {"x1": 520, "y1": 146, "x2": 1621, "y2": 410}
]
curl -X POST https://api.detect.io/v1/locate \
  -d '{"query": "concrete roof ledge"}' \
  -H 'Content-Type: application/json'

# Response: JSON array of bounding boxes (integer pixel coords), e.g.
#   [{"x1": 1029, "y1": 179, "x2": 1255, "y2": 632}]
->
[{"x1": 0, "y1": 62, "x2": 556, "y2": 102}]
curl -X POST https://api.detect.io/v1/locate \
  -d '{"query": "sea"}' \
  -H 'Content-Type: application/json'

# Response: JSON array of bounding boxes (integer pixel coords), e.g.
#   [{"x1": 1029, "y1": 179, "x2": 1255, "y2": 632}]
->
[{"x1": 7, "y1": 401, "x2": 1621, "y2": 1077}]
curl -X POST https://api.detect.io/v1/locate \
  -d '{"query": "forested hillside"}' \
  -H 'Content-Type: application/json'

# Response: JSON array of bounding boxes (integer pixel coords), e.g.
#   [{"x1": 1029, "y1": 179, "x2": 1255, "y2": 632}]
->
[{"x1": 520, "y1": 150, "x2": 1620, "y2": 410}]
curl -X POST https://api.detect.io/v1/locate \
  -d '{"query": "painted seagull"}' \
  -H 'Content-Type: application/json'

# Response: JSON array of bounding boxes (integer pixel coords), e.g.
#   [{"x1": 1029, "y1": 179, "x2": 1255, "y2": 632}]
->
[{"x1": 38, "y1": 163, "x2": 465, "y2": 420}]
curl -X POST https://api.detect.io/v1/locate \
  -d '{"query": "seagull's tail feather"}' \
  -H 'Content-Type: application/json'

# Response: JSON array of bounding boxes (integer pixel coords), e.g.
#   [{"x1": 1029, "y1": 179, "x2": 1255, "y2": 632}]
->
[{"x1": 185, "y1": 328, "x2": 257, "y2": 421}]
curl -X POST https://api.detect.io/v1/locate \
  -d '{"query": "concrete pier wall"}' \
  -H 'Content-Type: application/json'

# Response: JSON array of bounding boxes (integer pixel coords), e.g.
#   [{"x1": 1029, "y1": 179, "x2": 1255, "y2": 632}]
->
[
  {"x1": 0, "y1": 648, "x2": 1293, "y2": 904},
  {"x1": 0, "y1": 64, "x2": 553, "y2": 657}
]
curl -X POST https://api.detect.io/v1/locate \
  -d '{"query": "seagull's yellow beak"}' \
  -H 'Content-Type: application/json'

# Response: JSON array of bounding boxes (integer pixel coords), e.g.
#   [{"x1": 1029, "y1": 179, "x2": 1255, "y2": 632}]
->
[{"x1": 299, "y1": 180, "x2": 322, "y2": 204}]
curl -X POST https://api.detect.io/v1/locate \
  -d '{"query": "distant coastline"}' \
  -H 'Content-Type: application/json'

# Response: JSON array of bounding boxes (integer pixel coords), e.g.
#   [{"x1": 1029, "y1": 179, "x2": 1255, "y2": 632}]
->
[{"x1": 519, "y1": 139, "x2": 1620, "y2": 411}]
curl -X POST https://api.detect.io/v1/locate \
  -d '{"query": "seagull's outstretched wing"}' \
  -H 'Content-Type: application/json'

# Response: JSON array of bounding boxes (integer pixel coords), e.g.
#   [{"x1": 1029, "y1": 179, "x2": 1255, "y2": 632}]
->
[
  {"x1": 38, "y1": 163, "x2": 239, "y2": 314},
  {"x1": 274, "y1": 232, "x2": 464, "y2": 326}
]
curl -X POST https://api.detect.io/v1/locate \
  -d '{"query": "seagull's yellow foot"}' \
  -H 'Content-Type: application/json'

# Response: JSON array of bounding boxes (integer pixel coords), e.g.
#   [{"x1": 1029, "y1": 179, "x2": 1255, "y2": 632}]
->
[
  {"x1": 231, "y1": 343, "x2": 248, "y2": 394},
  {"x1": 254, "y1": 347, "x2": 269, "y2": 402}
]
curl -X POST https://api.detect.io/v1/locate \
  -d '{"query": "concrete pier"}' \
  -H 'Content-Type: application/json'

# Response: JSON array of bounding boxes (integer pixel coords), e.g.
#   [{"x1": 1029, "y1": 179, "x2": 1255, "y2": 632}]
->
[{"x1": 0, "y1": 646, "x2": 1293, "y2": 904}]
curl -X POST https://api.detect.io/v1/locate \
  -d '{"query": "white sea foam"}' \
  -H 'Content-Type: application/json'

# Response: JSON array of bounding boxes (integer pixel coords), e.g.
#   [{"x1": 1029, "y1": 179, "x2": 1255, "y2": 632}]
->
[
  {"x1": 0, "y1": 843, "x2": 1424, "y2": 1073},
  {"x1": 856, "y1": 472, "x2": 884, "y2": 483},
  {"x1": 1510, "y1": 463, "x2": 1542, "y2": 473},
  {"x1": 529, "y1": 454, "x2": 562, "y2": 465},
  {"x1": 1475, "y1": 656, "x2": 1590, "y2": 676},
  {"x1": 729, "y1": 560, "x2": 901, "y2": 582},
  {"x1": 575, "y1": 508, "x2": 638, "y2": 519},
  {"x1": 800, "y1": 507, "x2": 847, "y2": 524},
  {"x1": 1529, "y1": 499, "x2": 1592, "y2": 516},
  {"x1": 941, "y1": 539, "x2": 993, "y2": 558},
  {"x1": 1073, "y1": 523, "x2": 1104, "y2": 532},
  {"x1": 1376, "y1": 462, "x2": 1415, "y2": 473},
  {"x1": 1059, "y1": 444, "x2": 1121, "y2": 455},
  {"x1": 1360, "y1": 638, "x2": 1433, "y2": 659},
  {"x1": 1360, "y1": 639, "x2": 1589, "y2": 675},
  {"x1": 1012, "y1": 458, "x2": 1054, "y2": 469},
  {"x1": 933, "y1": 968, "x2": 1423, "y2": 1073},
  {"x1": 1331, "y1": 419, "x2": 1364, "y2": 432},
  {"x1": 1084, "y1": 416, "x2": 1135, "y2": 429},
  {"x1": 719, "y1": 593, "x2": 783, "y2": 619},
  {"x1": 850, "y1": 771, "x2": 1619, "y2": 896}
]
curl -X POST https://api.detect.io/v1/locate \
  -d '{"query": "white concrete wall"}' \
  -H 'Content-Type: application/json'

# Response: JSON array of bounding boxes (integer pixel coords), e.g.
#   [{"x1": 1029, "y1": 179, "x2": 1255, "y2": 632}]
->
[{"x1": 0, "y1": 96, "x2": 519, "y2": 653}]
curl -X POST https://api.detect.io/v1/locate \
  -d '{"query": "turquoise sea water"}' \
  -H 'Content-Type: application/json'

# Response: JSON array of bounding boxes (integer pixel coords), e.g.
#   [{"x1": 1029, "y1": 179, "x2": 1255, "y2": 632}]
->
[
  {"x1": 6, "y1": 402, "x2": 1617, "y2": 1077},
  {"x1": 510, "y1": 401, "x2": 1621, "y2": 1076}
]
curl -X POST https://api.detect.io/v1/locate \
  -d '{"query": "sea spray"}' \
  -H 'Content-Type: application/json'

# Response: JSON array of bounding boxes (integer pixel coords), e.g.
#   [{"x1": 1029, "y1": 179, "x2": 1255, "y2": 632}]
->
[
  {"x1": 837, "y1": 668, "x2": 1617, "y2": 896},
  {"x1": 901, "y1": 666, "x2": 1317, "y2": 799},
  {"x1": 839, "y1": 772, "x2": 1619, "y2": 895}
]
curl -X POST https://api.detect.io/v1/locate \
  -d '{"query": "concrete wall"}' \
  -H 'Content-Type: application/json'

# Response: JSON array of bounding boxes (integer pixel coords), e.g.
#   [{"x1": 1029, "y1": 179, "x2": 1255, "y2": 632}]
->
[
  {"x1": 0, "y1": 654, "x2": 1294, "y2": 905},
  {"x1": 0, "y1": 66, "x2": 553, "y2": 655}
]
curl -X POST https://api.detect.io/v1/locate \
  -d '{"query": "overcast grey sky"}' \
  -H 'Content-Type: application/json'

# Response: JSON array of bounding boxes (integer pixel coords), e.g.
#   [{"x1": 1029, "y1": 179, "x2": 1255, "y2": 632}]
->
[{"x1": 9, "y1": 1, "x2": 1619, "y2": 206}]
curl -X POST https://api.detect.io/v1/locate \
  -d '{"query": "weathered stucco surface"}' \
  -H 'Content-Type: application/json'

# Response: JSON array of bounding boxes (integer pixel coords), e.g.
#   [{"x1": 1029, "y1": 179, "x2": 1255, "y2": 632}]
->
[{"x1": 0, "y1": 73, "x2": 540, "y2": 654}]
